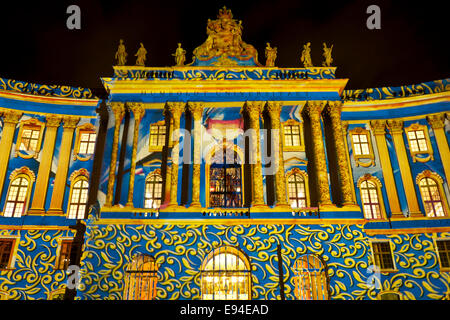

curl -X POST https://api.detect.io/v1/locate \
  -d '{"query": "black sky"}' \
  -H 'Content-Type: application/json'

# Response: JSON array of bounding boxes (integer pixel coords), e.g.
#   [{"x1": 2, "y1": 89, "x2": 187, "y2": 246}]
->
[{"x1": 0, "y1": 0, "x2": 448, "y2": 92}]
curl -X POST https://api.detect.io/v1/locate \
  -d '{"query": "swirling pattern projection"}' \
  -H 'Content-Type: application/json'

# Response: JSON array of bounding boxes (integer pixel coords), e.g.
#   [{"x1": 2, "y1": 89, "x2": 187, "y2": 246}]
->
[
  {"x1": 342, "y1": 78, "x2": 450, "y2": 102},
  {"x1": 112, "y1": 67, "x2": 336, "y2": 81},
  {"x1": 76, "y1": 223, "x2": 450, "y2": 300},
  {"x1": 0, "y1": 229, "x2": 76, "y2": 300},
  {"x1": 0, "y1": 77, "x2": 96, "y2": 99}
]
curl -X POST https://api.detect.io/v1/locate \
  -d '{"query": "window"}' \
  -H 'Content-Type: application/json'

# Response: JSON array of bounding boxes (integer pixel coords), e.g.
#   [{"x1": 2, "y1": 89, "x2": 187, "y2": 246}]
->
[
  {"x1": 436, "y1": 239, "x2": 450, "y2": 270},
  {"x1": 201, "y1": 246, "x2": 251, "y2": 300},
  {"x1": 378, "y1": 292, "x2": 401, "y2": 300},
  {"x1": 282, "y1": 120, "x2": 304, "y2": 151},
  {"x1": 405, "y1": 123, "x2": 433, "y2": 162},
  {"x1": 349, "y1": 127, "x2": 374, "y2": 167},
  {"x1": 209, "y1": 148, "x2": 242, "y2": 208},
  {"x1": 293, "y1": 254, "x2": 329, "y2": 300},
  {"x1": 371, "y1": 241, "x2": 395, "y2": 271},
  {"x1": 74, "y1": 123, "x2": 96, "y2": 161},
  {"x1": 3, "y1": 167, "x2": 35, "y2": 218},
  {"x1": 149, "y1": 122, "x2": 166, "y2": 150},
  {"x1": 68, "y1": 176, "x2": 89, "y2": 219},
  {"x1": 123, "y1": 254, "x2": 158, "y2": 300},
  {"x1": 358, "y1": 175, "x2": 385, "y2": 220},
  {"x1": 0, "y1": 239, "x2": 14, "y2": 269},
  {"x1": 287, "y1": 170, "x2": 307, "y2": 208},
  {"x1": 144, "y1": 172, "x2": 163, "y2": 209},
  {"x1": 56, "y1": 240, "x2": 77, "y2": 270},
  {"x1": 419, "y1": 178, "x2": 445, "y2": 217},
  {"x1": 15, "y1": 118, "x2": 45, "y2": 159}
]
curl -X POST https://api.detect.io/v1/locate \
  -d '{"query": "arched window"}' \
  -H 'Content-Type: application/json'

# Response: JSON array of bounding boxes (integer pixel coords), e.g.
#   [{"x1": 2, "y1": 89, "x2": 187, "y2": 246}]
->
[
  {"x1": 201, "y1": 246, "x2": 251, "y2": 300},
  {"x1": 144, "y1": 172, "x2": 163, "y2": 209},
  {"x1": 416, "y1": 171, "x2": 447, "y2": 217},
  {"x1": 123, "y1": 254, "x2": 158, "y2": 300},
  {"x1": 67, "y1": 173, "x2": 89, "y2": 219},
  {"x1": 3, "y1": 167, "x2": 35, "y2": 217},
  {"x1": 293, "y1": 254, "x2": 329, "y2": 300},
  {"x1": 358, "y1": 174, "x2": 384, "y2": 220},
  {"x1": 287, "y1": 170, "x2": 307, "y2": 208}
]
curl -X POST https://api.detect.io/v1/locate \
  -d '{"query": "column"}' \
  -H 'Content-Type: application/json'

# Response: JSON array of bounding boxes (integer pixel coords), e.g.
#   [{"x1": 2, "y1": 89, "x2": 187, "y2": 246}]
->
[
  {"x1": 370, "y1": 120, "x2": 402, "y2": 217},
  {"x1": 28, "y1": 116, "x2": 62, "y2": 214},
  {"x1": 341, "y1": 121, "x2": 357, "y2": 202},
  {"x1": 126, "y1": 103, "x2": 145, "y2": 208},
  {"x1": 104, "y1": 102, "x2": 125, "y2": 207},
  {"x1": 427, "y1": 113, "x2": 450, "y2": 187},
  {"x1": 0, "y1": 111, "x2": 22, "y2": 199},
  {"x1": 325, "y1": 101, "x2": 357, "y2": 206},
  {"x1": 166, "y1": 102, "x2": 184, "y2": 208},
  {"x1": 266, "y1": 101, "x2": 289, "y2": 207},
  {"x1": 187, "y1": 102, "x2": 204, "y2": 208},
  {"x1": 243, "y1": 101, "x2": 265, "y2": 207},
  {"x1": 48, "y1": 116, "x2": 80, "y2": 214},
  {"x1": 304, "y1": 101, "x2": 333, "y2": 208},
  {"x1": 386, "y1": 119, "x2": 421, "y2": 216}
]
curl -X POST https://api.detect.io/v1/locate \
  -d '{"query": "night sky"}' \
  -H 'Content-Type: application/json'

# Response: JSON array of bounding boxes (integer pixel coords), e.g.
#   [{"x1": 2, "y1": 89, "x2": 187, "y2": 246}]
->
[{"x1": 0, "y1": 0, "x2": 448, "y2": 93}]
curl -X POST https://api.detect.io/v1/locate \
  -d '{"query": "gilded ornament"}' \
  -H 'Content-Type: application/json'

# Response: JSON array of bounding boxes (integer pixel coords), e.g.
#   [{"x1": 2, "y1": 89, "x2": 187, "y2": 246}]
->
[
  {"x1": 427, "y1": 113, "x2": 445, "y2": 129},
  {"x1": 172, "y1": 43, "x2": 186, "y2": 66},
  {"x1": 300, "y1": 42, "x2": 313, "y2": 67},
  {"x1": 265, "y1": 43, "x2": 277, "y2": 67}
]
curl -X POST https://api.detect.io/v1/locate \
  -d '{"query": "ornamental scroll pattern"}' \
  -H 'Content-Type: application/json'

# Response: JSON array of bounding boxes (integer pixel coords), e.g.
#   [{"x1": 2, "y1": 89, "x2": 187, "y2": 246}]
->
[
  {"x1": 76, "y1": 223, "x2": 450, "y2": 300},
  {"x1": 0, "y1": 77, "x2": 95, "y2": 99},
  {"x1": 112, "y1": 67, "x2": 336, "y2": 80},
  {"x1": 0, "y1": 229, "x2": 76, "y2": 300},
  {"x1": 342, "y1": 78, "x2": 450, "y2": 102}
]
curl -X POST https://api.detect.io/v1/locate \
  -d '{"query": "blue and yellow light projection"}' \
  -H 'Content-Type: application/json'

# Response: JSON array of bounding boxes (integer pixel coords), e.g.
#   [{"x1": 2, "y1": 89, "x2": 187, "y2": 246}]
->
[{"x1": 0, "y1": 7, "x2": 449, "y2": 300}]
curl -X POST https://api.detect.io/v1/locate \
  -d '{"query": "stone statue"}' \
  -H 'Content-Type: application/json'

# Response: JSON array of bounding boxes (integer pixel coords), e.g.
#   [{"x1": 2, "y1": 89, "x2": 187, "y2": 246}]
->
[
  {"x1": 265, "y1": 43, "x2": 277, "y2": 67},
  {"x1": 172, "y1": 43, "x2": 186, "y2": 66},
  {"x1": 322, "y1": 43, "x2": 333, "y2": 67},
  {"x1": 115, "y1": 39, "x2": 127, "y2": 66},
  {"x1": 301, "y1": 42, "x2": 313, "y2": 67},
  {"x1": 135, "y1": 43, "x2": 147, "y2": 66}
]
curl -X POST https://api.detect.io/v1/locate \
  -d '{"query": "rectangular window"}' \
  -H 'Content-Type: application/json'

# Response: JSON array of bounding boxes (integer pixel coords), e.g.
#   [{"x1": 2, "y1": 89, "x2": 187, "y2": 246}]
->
[
  {"x1": 149, "y1": 125, "x2": 166, "y2": 147},
  {"x1": 284, "y1": 125, "x2": 301, "y2": 147},
  {"x1": 407, "y1": 130, "x2": 428, "y2": 153},
  {"x1": 0, "y1": 239, "x2": 14, "y2": 269},
  {"x1": 372, "y1": 241, "x2": 395, "y2": 271},
  {"x1": 352, "y1": 134, "x2": 370, "y2": 156},
  {"x1": 436, "y1": 239, "x2": 450, "y2": 270},
  {"x1": 19, "y1": 126, "x2": 41, "y2": 152},
  {"x1": 56, "y1": 240, "x2": 75, "y2": 270},
  {"x1": 78, "y1": 131, "x2": 96, "y2": 154}
]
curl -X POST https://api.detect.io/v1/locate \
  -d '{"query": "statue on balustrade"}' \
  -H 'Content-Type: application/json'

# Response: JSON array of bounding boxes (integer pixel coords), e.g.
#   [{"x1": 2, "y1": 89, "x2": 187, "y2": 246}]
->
[
  {"x1": 301, "y1": 42, "x2": 313, "y2": 67},
  {"x1": 115, "y1": 39, "x2": 128, "y2": 66},
  {"x1": 135, "y1": 43, "x2": 147, "y2": 66},
  {"x1": 265, "y1": 43, "x2": 277, "y2": 67},
  {"x1": 322, "y1": 43, "x2": 333, "y2": 67}
]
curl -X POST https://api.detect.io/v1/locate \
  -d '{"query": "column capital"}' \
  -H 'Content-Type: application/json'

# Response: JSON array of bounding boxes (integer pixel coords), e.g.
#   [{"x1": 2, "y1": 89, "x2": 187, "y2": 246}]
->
[
  {"x1": 187, "y1": 102, "x2": 204, "y2": 120},
  {"x1": 304, "y1": 101, "x2": 326, "y2": 117},
  {"x1": 342, "y1": 121, "x2": 349, "y2": 133},
  {"x1": 243, "y1": 101, "x2": 264, "y2": 120},
  {"x1": 2, "y1": 111, "x2": 22, "y2": 124},
  {"x1": 266, "y1": 101, "x2": 284, "y2": 117},
  {"x1": 166, "y1": 102, "x2": 185, "y2": 120},
  {"x1": 46, "y1": 116, "x2": 62, "y2": 128},
  {"x1": 386, "y1": 119, "x2": 404, "y2": 134},
  {"x1": 109, "y1": 102, "x2": 126, "y2": 123},
  {"x1": 323, "y1": 100, "x2": 343, "y2": 118},
  {"x1": 427, "y1": 113, "x2": 445, "y2": 130},
  {"x1": 370, "y1": 120, "x2": 386, "y2": 135},
  {"x1": 62, "y1": 116, "x2": 80, "y2": 129},
  {"x1": 127, "y1": 102, "x2": 146, "y2": 122}
]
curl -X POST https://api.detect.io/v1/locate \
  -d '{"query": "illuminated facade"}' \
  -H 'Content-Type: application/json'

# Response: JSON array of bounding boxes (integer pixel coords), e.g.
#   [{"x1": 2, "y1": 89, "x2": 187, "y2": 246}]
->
[{"x1": 0, "y1": 8, "x2": 450, "y2": 300}]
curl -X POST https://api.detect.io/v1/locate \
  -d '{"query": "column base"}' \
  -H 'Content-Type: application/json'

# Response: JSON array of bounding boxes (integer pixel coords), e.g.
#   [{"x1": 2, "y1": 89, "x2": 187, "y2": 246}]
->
[
  {"x1": 390, "y1": 212, "x2": 406, "y2": 219},
  {"x1": 274, "y1": 203, "x2": 293, "y2": 211},
  {"x1": 189, "y1": 202, "x2": 202, "y2": 209},
  {"x1": 409, "y1": 211, "x2": 425, "y2": 218},
  {"x1": 27, "y1": 208, "x2": 46, "y2": 215},
  {"x1": 125, "y1": 202, "x2": 134, "y2": 209},
  {"x1": 318, "y1": 203, "x2": 337, "y2": 211},
  {"x1": 46, "y1": 209, "x2": 65, "y2": 215}
]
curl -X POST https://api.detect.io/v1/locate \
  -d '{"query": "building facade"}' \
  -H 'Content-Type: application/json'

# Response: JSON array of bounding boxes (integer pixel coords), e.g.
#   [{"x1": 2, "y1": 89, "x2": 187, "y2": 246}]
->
[{"x1": 1, "y1": 8, "x2": 450, "y2": 300}]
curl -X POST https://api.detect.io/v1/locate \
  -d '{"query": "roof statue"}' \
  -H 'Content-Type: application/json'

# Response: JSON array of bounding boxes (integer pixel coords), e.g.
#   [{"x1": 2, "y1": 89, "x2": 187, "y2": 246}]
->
[
  {"x1": 322, "y1": 43, "x2": 333, "y2": 67},
  {"x1": 115, "y1": 39, "x2": 127, "y2": 66},
  {"x1": 191, "y1": 6, "x2": 261, "y2": 67},
  {"x1": 172, "y1": 43, "x2": 186, "y2": 66},
  {"x1": 135, "y1": 43, "x2": 147, "y2": 66}
]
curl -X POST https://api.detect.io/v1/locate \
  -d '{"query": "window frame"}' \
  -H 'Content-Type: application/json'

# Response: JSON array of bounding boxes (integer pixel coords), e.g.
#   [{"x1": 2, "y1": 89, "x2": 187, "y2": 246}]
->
[
  {"x1": 292, "y1": 254, "x2": 329, "y2": 300},
  {"x1": 148, "y1": 120, "x2": 169, "y2": 152},
  {"x1": 370, "y1": 240, "x2": 397, "y2": 272},
  {"x1": 349, "y1": 127, "x2": 375, "y2": 167},
  {"x1": 416, "y1": 170, "x2": 448, "y2": 218},
  {"x1": 15, "y1": 118, "x2": 45, "y2": 159},
  {"x1": 55, "y1": 238, "x2": 75, "y2": 270},
  {"x1": 434, "y1": 238, "x2": 450, "y2": 272},
  {"x1": 357, "y1": 174, "x2": 386, "y2": 221},
  {"x1": 2, "y1": 167, "x2": 35, "y2": 218},
  {"x1": 0, "y1": 236, "x2": 19, "y2": 270},
  {"x1": 144, "y1": 170, "x2": 163, "y2": 209},
  {"x1": 404, "y1": 123, "x2": 433, "y2": 163},
  {"x1": 123, "y1": 253, "x2": 158, "y2": 300},
  {"x1": 377, "y1": 291, "x2": 402, "y2": 300},
  {"x1": 286, "y1": 168, "x2": 309, "y2": 209},
  {"x1": 67, "y1": 169, "x2": 90, "y2": 219},
  {"x1": 73, "y1": 123, "x2": 97, "y2": 161},
  {"x1": 281, "y1": 119, "x2": 305, "y2": 151}
]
